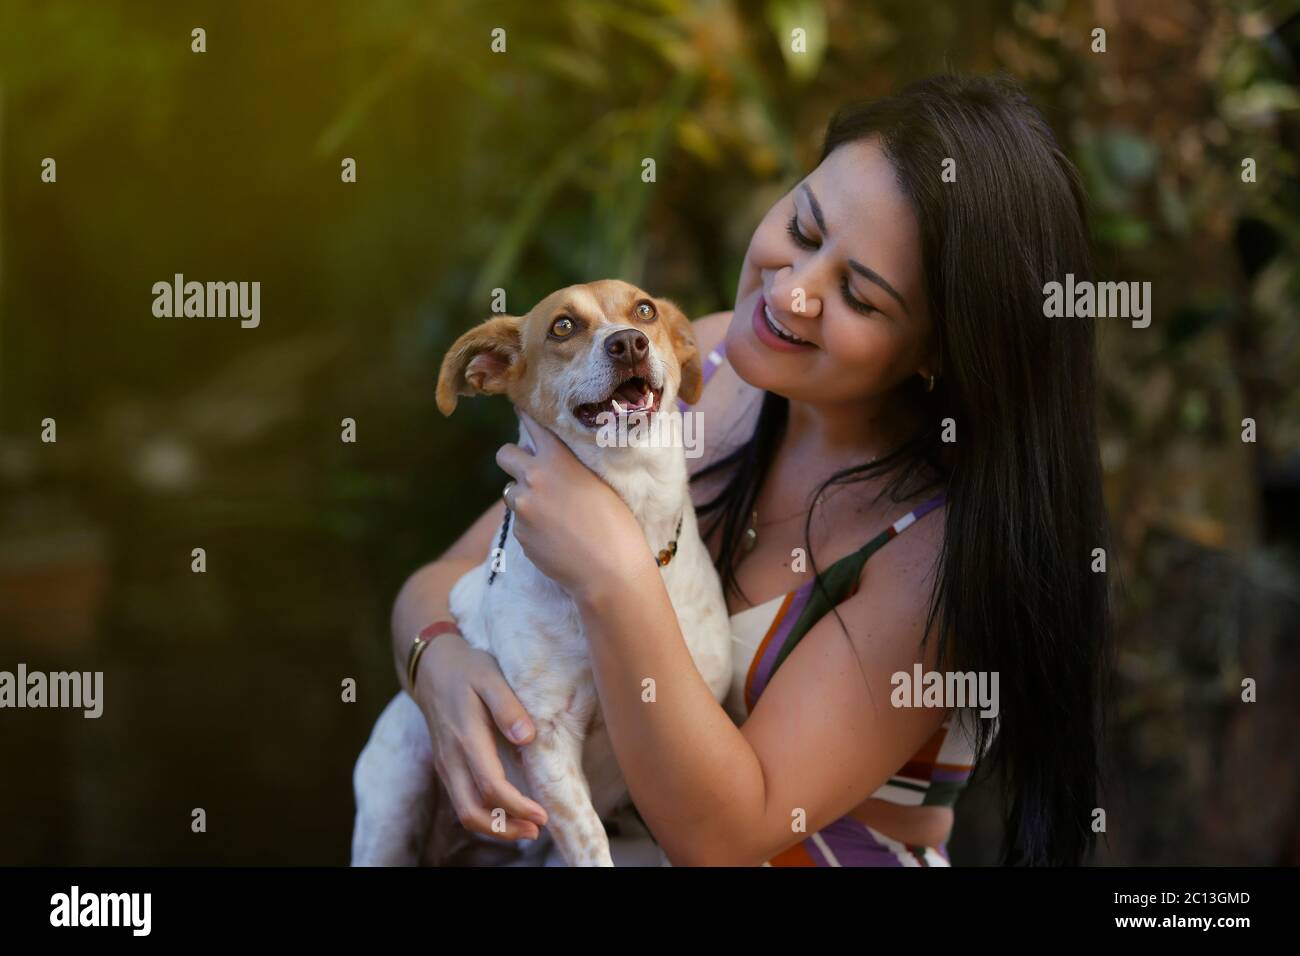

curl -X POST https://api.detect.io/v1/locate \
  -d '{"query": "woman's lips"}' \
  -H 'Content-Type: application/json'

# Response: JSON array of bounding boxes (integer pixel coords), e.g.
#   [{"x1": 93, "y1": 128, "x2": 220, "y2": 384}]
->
[{"x1": 751, "y1": 293, "x2": 817, "y2": 352}]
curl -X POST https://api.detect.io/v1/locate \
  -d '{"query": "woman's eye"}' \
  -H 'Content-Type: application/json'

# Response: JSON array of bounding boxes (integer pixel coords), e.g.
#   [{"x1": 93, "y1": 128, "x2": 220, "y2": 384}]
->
[
  {"x1": 634, "y1": 301, "x2": 657, "y2": 321},
  {"x1": 840, "y1": 276, "x2": 877, "y2": 316},
  {"x1": 786, "y1": 214, "x2": 818, "y2": 250},
  {"x1": 550, "y1": 316, "x2": 575, "y2": 337}
]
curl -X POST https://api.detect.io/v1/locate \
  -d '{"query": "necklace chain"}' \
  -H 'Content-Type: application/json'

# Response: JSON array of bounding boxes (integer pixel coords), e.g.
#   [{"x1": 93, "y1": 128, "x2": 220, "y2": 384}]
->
[
  {"x1": 744, "y1": 454, "x2": 879, "y2": 552},
  {"x1": 752, "y1": 506, "x2": 806, "y2": 528}
]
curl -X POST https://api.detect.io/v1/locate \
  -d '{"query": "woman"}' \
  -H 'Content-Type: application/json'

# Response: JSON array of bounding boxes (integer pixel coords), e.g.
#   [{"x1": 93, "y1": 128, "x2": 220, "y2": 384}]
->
[{"x1": 385, "y1": 74, "x2": 1110, "y2": 866}]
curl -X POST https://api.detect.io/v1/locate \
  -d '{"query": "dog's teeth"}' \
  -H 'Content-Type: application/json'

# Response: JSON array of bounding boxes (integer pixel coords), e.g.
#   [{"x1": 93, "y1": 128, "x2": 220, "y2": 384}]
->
[{"x1": 611, "y1": 399, "x2": 626, "y2": 414}]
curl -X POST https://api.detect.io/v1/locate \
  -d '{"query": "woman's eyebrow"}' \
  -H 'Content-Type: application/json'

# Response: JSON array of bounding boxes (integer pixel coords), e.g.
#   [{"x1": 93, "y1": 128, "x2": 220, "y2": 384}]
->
[
  {"x1": 801, "y1": 183, "x2": 910, "y2": 315},
  {"x1": 848, "y1": 260, "x2": 909, "y2": 315},
  {"x1": 800, "y1": 183, "x2": 828, "y2": 233}
]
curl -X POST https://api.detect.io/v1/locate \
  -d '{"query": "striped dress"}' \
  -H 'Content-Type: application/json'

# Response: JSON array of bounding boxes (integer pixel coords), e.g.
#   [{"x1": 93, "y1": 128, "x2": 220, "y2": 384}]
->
[{"x1": 721, "y1": 505, "x2": 976, "y2": 867}]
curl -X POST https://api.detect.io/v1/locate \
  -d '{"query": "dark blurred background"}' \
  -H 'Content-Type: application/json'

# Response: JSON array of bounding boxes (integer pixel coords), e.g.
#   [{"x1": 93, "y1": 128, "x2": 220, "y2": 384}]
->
[{"x1": 1, "y1": 0, "x2": 1297, "y2": 865}]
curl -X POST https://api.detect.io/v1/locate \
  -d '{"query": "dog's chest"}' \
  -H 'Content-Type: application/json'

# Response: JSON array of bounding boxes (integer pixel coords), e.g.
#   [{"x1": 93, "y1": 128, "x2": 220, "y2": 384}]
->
[
  {"x1": 450, "y1": 537, "x2": 592, "y2": 695},
  {"x1": 449, "y1": 525, "x2": 730, "y2": 708}
]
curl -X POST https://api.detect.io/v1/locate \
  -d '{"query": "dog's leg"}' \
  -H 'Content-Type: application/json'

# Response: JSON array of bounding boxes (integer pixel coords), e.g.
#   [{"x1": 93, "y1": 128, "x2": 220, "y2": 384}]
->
[
  {"x1": 518, "y1": 717, "x2": 614, "y2": 867},
  {"x1": 351, "y1": 692, "x2": 437, "y2": 866},
  {"x1": 353, "y1": 690, "x2": 551, "y2": 867}
]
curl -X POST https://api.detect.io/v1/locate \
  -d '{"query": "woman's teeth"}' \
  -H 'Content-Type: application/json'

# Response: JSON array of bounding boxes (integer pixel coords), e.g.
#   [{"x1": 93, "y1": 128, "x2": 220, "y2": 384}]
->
[{"x1": 764, "y1": 304, "x2": 811, "y2": 344}]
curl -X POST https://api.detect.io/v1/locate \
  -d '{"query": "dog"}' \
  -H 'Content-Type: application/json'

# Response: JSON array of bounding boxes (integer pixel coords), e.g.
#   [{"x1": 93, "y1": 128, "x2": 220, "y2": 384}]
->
[{"x1": 352, "y1": 280, "x2": 733, "y2": 866}]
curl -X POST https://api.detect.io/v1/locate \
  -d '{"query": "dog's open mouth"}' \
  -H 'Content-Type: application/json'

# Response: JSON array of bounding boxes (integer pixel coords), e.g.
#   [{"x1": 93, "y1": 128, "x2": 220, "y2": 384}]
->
[{"x1": 573, "y1": 375, "x2": 663, "y2": 429}]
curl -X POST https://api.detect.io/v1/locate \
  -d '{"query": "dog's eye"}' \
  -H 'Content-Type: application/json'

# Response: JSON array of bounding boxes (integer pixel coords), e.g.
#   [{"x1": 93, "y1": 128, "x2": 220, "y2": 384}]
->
[
  {"x1": 550, "y1": 316, "x2": 576, "y2": 338},
  {"x1": 634, "y1": 301, "x2": 657, "y2": 321}
]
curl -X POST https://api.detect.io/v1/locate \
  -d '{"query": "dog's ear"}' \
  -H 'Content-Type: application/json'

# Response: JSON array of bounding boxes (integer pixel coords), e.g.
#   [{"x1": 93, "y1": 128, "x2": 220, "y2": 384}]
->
[
  {"x1": 436, "y1": 315, "x2": 525, "y2": 416},
  {"x1": 657, "y1": 298, "x2": 703, "y2": 406}
]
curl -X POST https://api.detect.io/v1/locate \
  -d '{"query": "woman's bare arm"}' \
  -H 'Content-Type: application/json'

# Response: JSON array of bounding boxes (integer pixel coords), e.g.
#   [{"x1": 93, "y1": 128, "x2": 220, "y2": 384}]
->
[
  {"x1": 680, "y1": 310, "x2": 763, "y2": 486},
  {"x1": 389, "y1": 498, "x2": 505, "y2": 693},
  {"x1": 576, "y1": 501, "x2": 949, "y2": 866}
]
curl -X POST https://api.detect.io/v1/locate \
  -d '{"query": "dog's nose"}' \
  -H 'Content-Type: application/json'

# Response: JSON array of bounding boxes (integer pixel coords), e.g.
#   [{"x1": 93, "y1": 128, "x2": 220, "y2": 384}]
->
[{"x1": 605, "y1": 328, "x2": 649, "y2": 367}]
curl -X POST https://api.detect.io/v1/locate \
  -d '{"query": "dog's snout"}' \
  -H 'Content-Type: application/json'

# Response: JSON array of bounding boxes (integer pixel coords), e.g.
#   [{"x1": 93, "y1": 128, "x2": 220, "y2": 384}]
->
[{"x1": 605, "y1": 328, "x2": 649, "y2": 367}]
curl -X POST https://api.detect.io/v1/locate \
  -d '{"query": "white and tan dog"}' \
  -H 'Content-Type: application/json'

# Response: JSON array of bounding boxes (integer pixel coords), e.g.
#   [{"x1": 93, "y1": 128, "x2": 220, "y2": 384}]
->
[{"x1": 352, "y1": 280, "x2": 732, "y2": 867}]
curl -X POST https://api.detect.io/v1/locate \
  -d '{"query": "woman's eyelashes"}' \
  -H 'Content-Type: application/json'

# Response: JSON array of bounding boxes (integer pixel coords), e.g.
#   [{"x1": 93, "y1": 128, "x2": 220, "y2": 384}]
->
[
  {"x1": 785, "y1": 213, "x2": 818, "y2": 250},
  {"x1": 784, "y1": 213, "x2": 879, "y2": 316},
  {"x1": 840, "y1": 277, "x2": 878, "y2": 315}
]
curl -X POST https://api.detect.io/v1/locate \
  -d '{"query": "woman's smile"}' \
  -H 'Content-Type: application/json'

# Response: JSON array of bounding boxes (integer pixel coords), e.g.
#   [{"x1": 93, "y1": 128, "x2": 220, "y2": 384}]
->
[{"x1": 750, "y1": 292, "x2": 818, "y2": 352}]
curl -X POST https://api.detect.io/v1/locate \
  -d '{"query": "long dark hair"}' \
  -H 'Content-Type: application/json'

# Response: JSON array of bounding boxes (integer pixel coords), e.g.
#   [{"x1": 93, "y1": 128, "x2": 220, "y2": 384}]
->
[{"x1": 694, "y1": 74, "x2": 1112, "y2": 866}]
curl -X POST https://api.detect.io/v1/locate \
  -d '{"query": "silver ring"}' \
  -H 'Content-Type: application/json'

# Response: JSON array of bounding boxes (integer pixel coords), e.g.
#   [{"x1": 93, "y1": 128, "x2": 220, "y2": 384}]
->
[{"x1": 503, "y1": 480, "x2": 517, "y2": 510}]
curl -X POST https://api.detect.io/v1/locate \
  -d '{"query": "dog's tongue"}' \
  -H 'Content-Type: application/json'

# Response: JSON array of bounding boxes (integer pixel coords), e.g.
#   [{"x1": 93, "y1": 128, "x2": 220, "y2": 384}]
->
[
  {"x1": 615, "y1": 380, "x2": 649, "y2": 408},
  {"x1": 572, "y1": 379, "x2": 658, "y2": 425}
]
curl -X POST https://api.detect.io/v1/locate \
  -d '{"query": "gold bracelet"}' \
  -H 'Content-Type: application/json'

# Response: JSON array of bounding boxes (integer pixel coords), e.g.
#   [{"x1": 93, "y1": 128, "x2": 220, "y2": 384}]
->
[{"x1": 406, "y1": 620, "x2": 461, "y2": 692}]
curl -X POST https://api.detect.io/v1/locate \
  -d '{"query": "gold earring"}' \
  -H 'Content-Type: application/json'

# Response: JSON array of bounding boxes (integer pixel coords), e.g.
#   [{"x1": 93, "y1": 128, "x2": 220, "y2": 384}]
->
[{"x1": 925, "y1": 373, "x2": 935, "y2": 393}]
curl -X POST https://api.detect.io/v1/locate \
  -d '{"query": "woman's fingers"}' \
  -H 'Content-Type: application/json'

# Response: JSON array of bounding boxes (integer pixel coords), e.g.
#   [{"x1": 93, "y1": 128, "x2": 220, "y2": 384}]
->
[
  {"x1": 472, "y1": 662, "x2": 537, "y2": 747},
  {"x1": 443, "y1": 754, "x2": 541, "y2": 842},
  {"x1": 464, "y1": 657, "x2": 548, "y2": 824},
  {"x1": 441, "y1": 760, "x2": 496, "y2": 834},
  {"x1": 424, "y1": 655, "x2": 546, "y2": 841},
  {"x1": 460, "y1": 695, "x2": 549, "y2": 827},
  {"x1": 516, "y1": 411, "x2": 559, "y2": 453},
  {"x1": 495, "y1": 441, "x2": 534, "y2": 483},
  {"x1": 497, "y1": 411, "x2": 566, "y2": 482}
]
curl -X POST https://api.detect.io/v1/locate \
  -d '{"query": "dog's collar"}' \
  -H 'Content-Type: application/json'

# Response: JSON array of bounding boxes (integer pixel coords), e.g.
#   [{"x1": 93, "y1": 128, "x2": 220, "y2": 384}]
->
[
  {"x1": 654, "y1": 511, "x2": 685, "y2": 568},
  {"x1": 488, "y1": 508, "x2": 684, "y2": 586}
]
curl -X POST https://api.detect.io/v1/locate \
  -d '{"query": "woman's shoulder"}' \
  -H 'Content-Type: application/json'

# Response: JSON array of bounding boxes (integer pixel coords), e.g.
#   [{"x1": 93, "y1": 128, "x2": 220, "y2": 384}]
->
[
  {"x1": 682, "y1": 310, "x2": 762, "y2": 483},
  {"x1": 850, "y1": 487, "x2": 947, "y2": 622},
  {"x1": 690, "y1": 309, "x2": 732, "y2": 357}
]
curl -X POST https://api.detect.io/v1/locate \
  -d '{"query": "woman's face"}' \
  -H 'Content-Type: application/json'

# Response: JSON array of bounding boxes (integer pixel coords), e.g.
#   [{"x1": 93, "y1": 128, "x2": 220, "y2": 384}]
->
[{"x1": 725, "y1": 136, "x2": 934, "y2": 407}]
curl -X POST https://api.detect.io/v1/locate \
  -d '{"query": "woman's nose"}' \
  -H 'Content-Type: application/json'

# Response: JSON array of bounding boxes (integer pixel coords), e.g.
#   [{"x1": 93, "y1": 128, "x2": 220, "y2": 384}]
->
[{"x1": 769, "y1": 266, "x2": 823, "y2": 320}]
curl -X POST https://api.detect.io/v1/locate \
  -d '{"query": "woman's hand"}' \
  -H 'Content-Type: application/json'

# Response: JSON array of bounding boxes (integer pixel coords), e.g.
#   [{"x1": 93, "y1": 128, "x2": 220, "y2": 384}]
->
[
  {"x1": 495, "y1": 411, "x2": 651, "y2": 603},
  {"x1": 414, "y1": 631, "x2": 550, "y2": 841}
]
